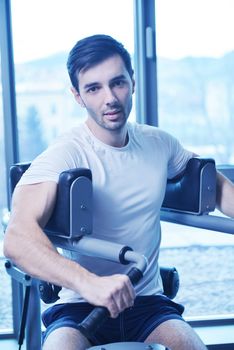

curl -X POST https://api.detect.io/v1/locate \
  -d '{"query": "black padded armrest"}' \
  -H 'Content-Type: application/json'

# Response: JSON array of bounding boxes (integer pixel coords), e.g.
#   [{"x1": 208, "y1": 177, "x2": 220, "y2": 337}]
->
[
  {"x1": 10, "y1": 163, "x2": 31, "y2": 194},
  {"x1": 160, "y1": 266, "x2": 179, "y2": 299},
  {"x1": 162, "y1": 157, "x2": 216, "y2": 215},
  {"x1": 9, "y1": 163, "x2": 93, "y2": 238},
  {"x1": 46, "y1": 168, "x2": 92, "y2": 238}
]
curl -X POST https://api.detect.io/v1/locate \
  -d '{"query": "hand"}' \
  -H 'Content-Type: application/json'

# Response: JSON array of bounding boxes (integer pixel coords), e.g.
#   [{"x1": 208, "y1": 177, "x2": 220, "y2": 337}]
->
[{"x1": 80, "y1": 273, "x2": 136, "y2": 318}]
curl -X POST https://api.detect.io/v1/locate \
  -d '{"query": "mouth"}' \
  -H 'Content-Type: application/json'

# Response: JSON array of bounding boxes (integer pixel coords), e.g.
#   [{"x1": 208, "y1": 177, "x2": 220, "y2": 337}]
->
[{"x1": 103, "y1": 109, "x2": 122, "y2": 120}]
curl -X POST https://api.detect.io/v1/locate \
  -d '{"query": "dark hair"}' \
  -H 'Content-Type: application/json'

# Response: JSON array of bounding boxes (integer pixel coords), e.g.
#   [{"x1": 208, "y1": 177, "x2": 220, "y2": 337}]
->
[{"x1": 67, "y1": 34, "x2": 134, "y2": 92}]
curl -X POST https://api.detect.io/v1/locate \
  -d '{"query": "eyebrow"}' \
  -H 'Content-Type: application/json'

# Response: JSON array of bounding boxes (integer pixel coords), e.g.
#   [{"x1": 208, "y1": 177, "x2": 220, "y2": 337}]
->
[
  {"x1": 110, "y1": 75, "x2": 128, "y2": 83},
  {"x1": 83, "y1": 82, "x2": 100, "y2": 90}
]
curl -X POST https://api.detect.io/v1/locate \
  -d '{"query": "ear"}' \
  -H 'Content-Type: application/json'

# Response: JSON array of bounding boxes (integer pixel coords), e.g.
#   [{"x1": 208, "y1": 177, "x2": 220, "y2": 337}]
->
[
  {"x1": 131, "y1": 78, "x2": 135, "y2": 94},
  {"x1": 70, "y1": 87, "x2": 85, "y2": 107}
]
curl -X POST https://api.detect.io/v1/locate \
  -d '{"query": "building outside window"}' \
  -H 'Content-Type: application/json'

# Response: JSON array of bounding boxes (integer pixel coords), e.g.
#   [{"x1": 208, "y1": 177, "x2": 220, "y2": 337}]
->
[
  {"x1": 11, "y1": 0, "x2": 135, "y2": 162},
  {"x1": 0, "y1": 0, "x2": 135, "y2": 334},
  {"x1": 156, "y1": 0, "x2": 234, "y2": 319},
  {"x1": 0, "y1": 53, "x2": 13, "y2": 334},
  {"x1": 1, "y1": 0, "x2": 233, "y2": 337}
]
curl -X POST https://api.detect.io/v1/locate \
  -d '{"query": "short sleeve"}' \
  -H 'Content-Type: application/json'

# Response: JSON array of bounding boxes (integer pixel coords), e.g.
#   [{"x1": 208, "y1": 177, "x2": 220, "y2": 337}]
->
[
  {"x1": 161, "y1": 131, "x2": 194, "y2": 179},
  {"x1": 17, "y1": 141, "x2": 81, "y2": 186}
]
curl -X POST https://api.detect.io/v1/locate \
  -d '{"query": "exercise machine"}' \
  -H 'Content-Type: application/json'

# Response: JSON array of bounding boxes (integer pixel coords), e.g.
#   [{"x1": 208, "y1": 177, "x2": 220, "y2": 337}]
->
[{"x1": 5, "y1": 157, "x2": 224, "y2": 350}]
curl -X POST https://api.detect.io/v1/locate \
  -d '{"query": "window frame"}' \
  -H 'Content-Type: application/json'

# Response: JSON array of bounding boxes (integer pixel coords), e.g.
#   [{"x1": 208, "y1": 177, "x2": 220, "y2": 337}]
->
[
  {"x1": 0, "y1": 0, "x2": 233, "y2": 341},
  {"x1": 153, "y1": 0, "x2": 234, "y2": 329},
  {"x1": 134, "y1": 0, "x2": 158, "y2": 126},
  {"x1": 0, "y1": 0, "x2": 21, "y2": 338}
]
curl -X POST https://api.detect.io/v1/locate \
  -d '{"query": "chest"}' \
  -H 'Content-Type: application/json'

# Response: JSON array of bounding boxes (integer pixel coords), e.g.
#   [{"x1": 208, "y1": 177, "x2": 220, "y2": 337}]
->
[{"x1": 87, "y1": 145, "x2": 169, "y2": 215}]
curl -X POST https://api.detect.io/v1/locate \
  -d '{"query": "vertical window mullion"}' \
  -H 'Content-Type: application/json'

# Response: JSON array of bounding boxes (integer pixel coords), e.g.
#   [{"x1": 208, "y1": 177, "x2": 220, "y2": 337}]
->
[
  {"x1": 0, "y1": 0, "x2": 21, "y2": 339},
  {"x1": 0, "y1": 0, "x2": 19, "y2": 205},
  {"x1": 133, "y1": 0, "x2": 158, "y2": 126}
]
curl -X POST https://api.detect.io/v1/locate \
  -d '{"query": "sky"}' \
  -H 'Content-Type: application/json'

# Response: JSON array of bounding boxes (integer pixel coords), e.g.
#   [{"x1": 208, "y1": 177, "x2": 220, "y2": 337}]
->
[
  {"x1": 11, "y1": 0, "x2": 234, "y2": 63},
  {"x1": 156, "y1": 0, "x2": 234, "y2": 59}
]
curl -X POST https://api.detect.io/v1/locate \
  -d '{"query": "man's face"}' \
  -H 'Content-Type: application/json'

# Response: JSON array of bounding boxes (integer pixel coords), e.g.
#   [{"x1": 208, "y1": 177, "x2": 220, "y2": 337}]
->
[{"x1": 74, "y1": 55, "x2": 135, "y2": 133}]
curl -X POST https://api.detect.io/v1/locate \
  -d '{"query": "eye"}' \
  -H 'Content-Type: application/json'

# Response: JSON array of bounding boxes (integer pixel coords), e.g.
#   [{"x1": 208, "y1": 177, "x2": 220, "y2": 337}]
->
[
  {"x1": 113, "y1": 80, "x2": 125, "y2": 87},
  {"x1": 87, "y1": 86, "x2": 99, "y2": 93}
]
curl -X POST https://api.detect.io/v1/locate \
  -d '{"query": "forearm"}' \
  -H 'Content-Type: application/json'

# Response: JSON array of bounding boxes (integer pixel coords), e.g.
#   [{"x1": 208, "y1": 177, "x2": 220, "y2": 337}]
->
[
  {"x1": 216, "y1": 171, "x2": 234, "y2": 218},
  {"x1": 4, "y1": 219, "x2": 91, "y2": 295},
  {"x1": 4, "y1": 182, "x2": 135, "y2": 316},
  {"x1": 4, "y1": 219, "x2": 135, "y2": 317}
]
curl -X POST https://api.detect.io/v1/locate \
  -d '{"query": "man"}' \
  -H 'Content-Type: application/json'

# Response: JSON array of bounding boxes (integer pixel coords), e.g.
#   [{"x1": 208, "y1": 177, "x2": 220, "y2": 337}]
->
[{"x1": 4, "y1": 35, "x2": 234, "y2": 350}]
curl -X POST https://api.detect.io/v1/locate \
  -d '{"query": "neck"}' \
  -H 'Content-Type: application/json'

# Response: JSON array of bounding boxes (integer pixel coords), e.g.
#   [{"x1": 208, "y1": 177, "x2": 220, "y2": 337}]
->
[{"x1": 85, "y1": 119, "x2": 128, "y2": 148}]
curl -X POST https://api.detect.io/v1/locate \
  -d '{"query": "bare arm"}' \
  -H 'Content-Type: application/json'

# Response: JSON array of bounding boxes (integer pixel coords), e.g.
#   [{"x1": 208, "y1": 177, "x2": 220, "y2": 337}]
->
[
  {"x1": 3, "y1": 182, "x2": 135, "y2": 317},
  {"x1": 216, "y1": 171, "x2": 234, "y2": 218}
]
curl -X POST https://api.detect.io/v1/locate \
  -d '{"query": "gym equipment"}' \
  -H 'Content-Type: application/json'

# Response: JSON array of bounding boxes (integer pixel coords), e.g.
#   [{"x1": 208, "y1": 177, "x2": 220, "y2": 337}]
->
[
  {"x1": 89, "y1": 342, "x2": 164, "y2": 349},
  {"x1": 5, "y1": 157, "x2": 218, "y2": 349}
]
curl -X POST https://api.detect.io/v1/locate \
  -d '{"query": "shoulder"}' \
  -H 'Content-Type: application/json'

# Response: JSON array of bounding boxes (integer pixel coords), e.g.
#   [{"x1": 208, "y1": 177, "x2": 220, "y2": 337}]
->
[
  {"x1": 52, "y1": 123, "x2": 87, "y2": 146},
  {"x1": 42, "y1": 123, "x2": 90, "y2": 158},
  {"x1": 129, "y1": 122, "x2": 176, "y2": 144},
  {"x1": 18, "y1": 124, "x2": 88, "y2": 185}
]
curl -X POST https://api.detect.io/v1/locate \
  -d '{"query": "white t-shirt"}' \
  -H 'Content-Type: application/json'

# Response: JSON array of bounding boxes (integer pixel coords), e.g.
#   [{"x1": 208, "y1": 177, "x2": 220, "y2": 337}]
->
[{"x1": 18, "y1": 122, "x2": 193, "y2": 303}]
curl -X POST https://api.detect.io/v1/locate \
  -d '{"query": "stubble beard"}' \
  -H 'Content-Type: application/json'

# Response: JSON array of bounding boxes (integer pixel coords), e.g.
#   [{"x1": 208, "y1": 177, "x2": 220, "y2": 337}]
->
[
  {"x1": 86, "y1": 97, "x2": 132, "y2": 133},
  {"x1": 88, "y1": 108, "x2": 129, "y2": 132}
]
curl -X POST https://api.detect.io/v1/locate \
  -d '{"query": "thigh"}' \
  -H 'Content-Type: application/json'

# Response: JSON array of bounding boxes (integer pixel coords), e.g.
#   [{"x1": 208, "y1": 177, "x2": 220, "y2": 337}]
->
[
  {"x1": 145, "y1": 319, "x2": 207, "y2": 350},
  {"x1": 43, "y1": 326, "x2": 91, "y2": 350},
  {"x1": 123, "y1": 295, "x2": 185, "y2": 342},
  {"x1": 42, "y1": 303, "x2": 95, "y2": 347}
]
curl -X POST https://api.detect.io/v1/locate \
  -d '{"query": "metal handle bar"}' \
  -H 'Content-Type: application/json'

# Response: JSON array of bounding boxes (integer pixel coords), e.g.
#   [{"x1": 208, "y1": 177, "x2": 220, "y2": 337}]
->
[{"x1": 77, "y1": 267, "x2": 143, "y2": 339}]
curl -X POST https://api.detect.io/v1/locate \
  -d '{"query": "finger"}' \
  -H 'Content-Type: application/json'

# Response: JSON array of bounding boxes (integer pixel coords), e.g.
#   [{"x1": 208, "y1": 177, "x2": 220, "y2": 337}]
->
[
  {"x1": 120, "y1": 276, "x2": 135, "y2": 306},
  {"x1": 108, "y1": 296, "x2": 120, "y2": 318},
  {"x1": 115, "y1": 285, "x2": 134, "y2": 312},
  {"x1": 125, "y1": 278, "x2": 136, "y2": 300},
  {"x1": 108, "y1": 287, "x2": 129, "y2": 317},
  {"x1": 120, "y1": 275, "x2": 136, "y2": 302},
  {"x1": 121, "y1": 288, "x2": 135, "y2": 309}
]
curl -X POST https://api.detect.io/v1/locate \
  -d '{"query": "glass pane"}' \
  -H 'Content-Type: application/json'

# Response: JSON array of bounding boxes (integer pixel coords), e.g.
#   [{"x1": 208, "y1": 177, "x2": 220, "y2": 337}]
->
[
  {"x1": 159, "y1": 221, "x2": 234, "y2": 318},
  {"x1": 11, "y1": 0, "x2": 135, "y2": 162},
  {"x1": 156, "y1": 0, "x2": 234, "y2": 319},
  {"x1": 0, "y1": 55, "x2": 13, "y2": 332},
  {"x1": 156, "y1": 0, "x2": 234, "y2": 165}
]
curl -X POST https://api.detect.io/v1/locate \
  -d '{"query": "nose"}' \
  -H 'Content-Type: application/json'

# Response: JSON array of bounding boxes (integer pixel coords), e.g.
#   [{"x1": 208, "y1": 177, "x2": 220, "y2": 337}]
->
[{"x1": 103, "y1": 87, "x2": 118, "y2": 105}]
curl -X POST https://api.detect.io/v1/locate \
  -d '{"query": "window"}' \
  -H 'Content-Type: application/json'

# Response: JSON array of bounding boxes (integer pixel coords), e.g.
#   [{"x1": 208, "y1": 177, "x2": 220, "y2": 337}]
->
[
  {"x1": 0, "y1": 54, "x2": 13, "y2": 334},
  {"x1": 156, "y1": 0, "x2": 234, "y2": 164},
  {"x1": 7, "y1": 0, "x2": 135, "y2": 335},
  {"x1": 11, "y1": 0, "x2": 135, "y2": 162},
  {"x1": 156, "y1": 0, "x2": 234, "y2": 319}
]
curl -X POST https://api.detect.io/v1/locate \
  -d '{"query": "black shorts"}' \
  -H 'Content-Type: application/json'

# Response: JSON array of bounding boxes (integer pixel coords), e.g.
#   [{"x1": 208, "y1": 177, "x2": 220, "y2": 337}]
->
[{"x1": 42, "y1": 295, "x2": 185, "y2": 346}]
